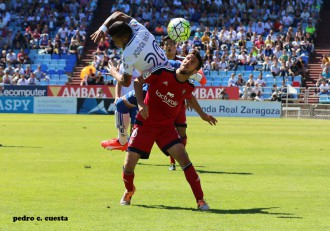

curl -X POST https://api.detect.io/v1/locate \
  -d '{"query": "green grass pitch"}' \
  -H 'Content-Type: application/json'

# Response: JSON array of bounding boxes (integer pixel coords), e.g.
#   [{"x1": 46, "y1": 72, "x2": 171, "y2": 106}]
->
[{"x1": 1, "y1": 114, "x2": 330, "y2": 231}]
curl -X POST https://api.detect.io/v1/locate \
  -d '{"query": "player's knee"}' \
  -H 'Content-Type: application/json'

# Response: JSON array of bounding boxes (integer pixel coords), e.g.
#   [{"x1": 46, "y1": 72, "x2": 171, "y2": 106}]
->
[{"x1": 116, "y1": 98, "x2": 130, "y2": 113}]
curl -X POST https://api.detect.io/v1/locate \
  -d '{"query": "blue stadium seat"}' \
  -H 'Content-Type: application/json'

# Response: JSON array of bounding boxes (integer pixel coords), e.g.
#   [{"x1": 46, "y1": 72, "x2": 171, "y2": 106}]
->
[
  {"x1": 52, "y1": 54, "x2": 60, "y2": 59},
  {"x1": 293, "y1": 76, "x2": 302, "y2": 82},
  {"x1": 60, "y1": 74, "x2": 68, "y2": 81},
  {"x1": 50, "y1": 74, "x2": 59, "y2": 80},
  {"x1": 212, "y1": 80, "x2": 221, "y2": 86}
]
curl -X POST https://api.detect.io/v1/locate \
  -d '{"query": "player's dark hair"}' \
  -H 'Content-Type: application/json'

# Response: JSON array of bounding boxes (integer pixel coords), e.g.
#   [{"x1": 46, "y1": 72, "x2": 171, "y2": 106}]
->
[
  {"x1": 189, "y1": 49, "x2": 203, "y2": 71},
  {"x1": 108, "y1": 21, "x2": 132, "y2": 39}
]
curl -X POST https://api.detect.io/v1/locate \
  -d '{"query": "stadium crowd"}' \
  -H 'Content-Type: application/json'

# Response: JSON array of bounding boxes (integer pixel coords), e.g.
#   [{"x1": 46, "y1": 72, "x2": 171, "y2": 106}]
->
[
  {"x1": 1, "y1": 0, "x2": 329, "y2": 96},
  {"x1": 98, "y1": 0, "x2": 327, "y2": 98},
  {"x1": 0, "y1": 0, "x2": 98, "y2": 85}
]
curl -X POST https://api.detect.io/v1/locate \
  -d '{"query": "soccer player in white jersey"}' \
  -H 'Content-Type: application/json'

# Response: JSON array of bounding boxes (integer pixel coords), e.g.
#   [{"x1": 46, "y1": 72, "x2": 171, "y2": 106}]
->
[{"x1": 91, "y1": 11, "x2": 168, "y2": 87}]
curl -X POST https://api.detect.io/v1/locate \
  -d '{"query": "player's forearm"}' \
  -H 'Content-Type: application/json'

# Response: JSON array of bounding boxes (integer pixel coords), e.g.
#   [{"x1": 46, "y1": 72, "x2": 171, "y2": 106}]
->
[
  {"x1": 187, "y1": 95, "x2": 205, "y2": 117},
  {"x1": 102, "y1": 11, "x2": 132, "y2": 28},
  {"x1": 115, "y1": 82, "x2": 121, "y2": 98},
  {"x1": 134, "y1": 78, "x2": 145, "y2": 108}
]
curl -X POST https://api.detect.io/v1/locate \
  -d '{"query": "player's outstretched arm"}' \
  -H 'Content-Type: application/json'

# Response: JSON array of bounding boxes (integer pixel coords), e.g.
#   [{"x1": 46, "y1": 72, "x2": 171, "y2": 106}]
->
[
  {"x1": 186, "y1": 95, "x2": 218, "y2": 125},
  {"x1": 90, "y1": 11, "x2": 132, "y2": 44},
  {"x1": 134, "y1": 77, "x2": 148, "y2": 119}
]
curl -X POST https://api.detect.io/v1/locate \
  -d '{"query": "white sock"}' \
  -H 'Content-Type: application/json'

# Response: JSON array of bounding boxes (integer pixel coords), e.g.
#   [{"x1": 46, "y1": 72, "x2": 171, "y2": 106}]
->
[{"x1": 115, "y1": 111, "x2": 130, "y2": 145}]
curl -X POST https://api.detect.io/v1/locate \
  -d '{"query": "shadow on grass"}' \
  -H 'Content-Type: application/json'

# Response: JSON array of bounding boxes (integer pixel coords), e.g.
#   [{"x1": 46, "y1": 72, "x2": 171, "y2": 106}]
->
[
  {"x1": 137, "y1": 163, "x2": 252, "y2": 175},
  {"x1": 137, "y1": 162, "x2": 205, "y2": 168},
  {"x1": 196, "y1": 169, "x2": 252, "y2": 175},
  {"x1": 134, "y1": 205, "x2": 300, "y2": 217},
  {"x1": 0, "y1": 145, "x2": 42, "y2": 148}
]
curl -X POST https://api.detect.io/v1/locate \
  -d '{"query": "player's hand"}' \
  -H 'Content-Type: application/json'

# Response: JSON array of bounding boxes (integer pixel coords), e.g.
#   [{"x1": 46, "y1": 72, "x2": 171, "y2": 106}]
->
[
  {"x1": 106, "y1": 61, "x2": 117, "y2": 76},
  {"x1": 138, "y1": 103, "x2": 149, "y2": 119},
  {"x1": 90, "y1": 29, "x2": 106, "y2": 44},
  {"x1": 201, "y1": 113, "x2": 217, "y2": 125}
]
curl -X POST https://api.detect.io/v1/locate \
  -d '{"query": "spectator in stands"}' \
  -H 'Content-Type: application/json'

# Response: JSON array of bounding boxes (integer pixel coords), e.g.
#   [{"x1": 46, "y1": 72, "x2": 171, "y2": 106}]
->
[
  {"x1": 15, "y1": 64, "x2": 25, "y2": 75},
  {"x1": 17, "y1": 74, "x2": 28, "y2": 86},
  {"x1": 1, "y1": 71, "x2": 12, "y2": 85},
  {"x1": 69, "y1": 40, "x2": 80, "y2": 60},
  {"x1": 192, "y1": 36, "x2": 203, "y2": 50},
  {"x1": 95, "y1": 71, "x2": 105, "y2": 85},
  {"x1": 34, "y1": 65, "x2": 49, "y2": 82},
  {"x1": 228, "y1": 54, "x2": 237, "y2": 71},
  {"x1": 246, "y1": 52, "x2": 258, "y2": 67},
  {"x1": 194, "y1": 28, "x2": 203, "y2": 38},
  {"x1": 23, "y1": 53, "x2": 32, "y2": 64},
  {"x1": 27, "y1": 72, "x2": 39, "y2": 85},
  {"x1": 271, "y1": 57, "x2": 280, "y2": 76},
  {"x1": 228, "y1": 73, "x2": 237, "y2": 87},
  {"x1": 242, "y1": 81, "x2": 253, "y2": 100},
  {"x1": 210, "y1": 56, "x2": 220, "y2": 71},
  {"x1": 218, "y1": 88, "x2": 229, "y2": 100},
  {"x1": 218, "y1": 56, "x2": 228, "y2": 71},
  {"x1": 209, "y1": 36, "x2": 219, "y2": 52},
  {"x1": 11, "y1": 70, "x2": 21, "y2": 85},
  {"x1": 321, "y1": 54, "x2": 329, "y2": 70},
  {"x1": 96, "y1": 88, "x2": 106, "y2": 98},
  {"x1": 0, "y1": 50, "x2": 6, "y2": 68},
  {"x1": 45, "y1": 40, "x2": 54, "y2": 54},
  {"x1": 6, "y1": 49, "x2": 17, "y2": 65},
  {"x1": 154, "y1": 23, "x2": 165, "y2": 36},
  {"x1": 247, "y1": 74, "x2": 255, "y2": 87},
  {"x1": 296, "y1": 56, "x2": 306, "y2": 79},
  {"x1": 306, "y1": 22, "x2": 316, "y2": 39},
  {"x1": 252, "y1": 81, "x2": 263, "y2": 94},
  {"x1": 92, "y1": 55, "x2": 102, "y2": 70},
  {"x1": 236, "y1": 73, "x2": 245, "y2": 86},
  {"x1": 319, "y1": 79, "x2": 329, "y2": 95},
  {"x1": 255, "y1": 74, "x2": 266, "y2": 87},
  {"x1": 255, "y1": 90, "x2": 264, "y2": 101},
  {"x1": 81, "y1": 68, "x2": 96, "y2": 86},
  {"x1": 4, "y1": 63, "x2": 15, "y2": 76},
  {"x1": 39, "y1": 34, "x2": 49, "y2": 50},
  {"x1": 322, "y1": 65, "x2": 330, "y2": 79},
  {"x1": 262, "y1": 56, "x2": 272, "y2": 71},
  {"x1": 58, "y1": 24, "x2": 68, "y2": 41}
]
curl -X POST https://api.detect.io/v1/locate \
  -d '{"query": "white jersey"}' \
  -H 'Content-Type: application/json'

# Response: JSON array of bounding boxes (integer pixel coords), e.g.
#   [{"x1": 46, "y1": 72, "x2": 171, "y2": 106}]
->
[
  {"x1": 118, "y1": 63, "x2": 140, "y2": 95},
  {"x1": 122, "y1": 19, "x2": 168, "y2": 76}
]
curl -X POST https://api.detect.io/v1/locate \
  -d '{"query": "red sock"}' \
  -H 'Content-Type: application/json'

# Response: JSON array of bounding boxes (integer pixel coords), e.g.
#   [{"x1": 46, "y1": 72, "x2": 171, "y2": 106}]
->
[
  {"x1": 170, "y1": 156, "x2": 176, "y2": 164},
  {"x1": 122, "y1": 170, "x2": 135, "y2": 192},
  {"x1": 183, "y1": 164, "x2": 204, "y2": 202}
]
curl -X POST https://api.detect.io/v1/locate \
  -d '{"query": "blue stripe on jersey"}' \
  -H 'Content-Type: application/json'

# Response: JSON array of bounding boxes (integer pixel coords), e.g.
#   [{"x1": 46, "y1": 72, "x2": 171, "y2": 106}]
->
[{"x1": 125, "y1": 35, "x2": 136, "y2": 49}]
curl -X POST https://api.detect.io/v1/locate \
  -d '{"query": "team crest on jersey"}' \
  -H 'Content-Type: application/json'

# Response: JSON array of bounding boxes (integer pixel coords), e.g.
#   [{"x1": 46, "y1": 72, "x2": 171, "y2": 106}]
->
[
  {"x1": 131, "y1": 20, "x2": 139, "y2": 32},
  {"x1": 163, "y1": 81, "x2": 168, "y2": 86},
  {"x1": 182, "y1": 89, "x2": 186, "y2": 95}
]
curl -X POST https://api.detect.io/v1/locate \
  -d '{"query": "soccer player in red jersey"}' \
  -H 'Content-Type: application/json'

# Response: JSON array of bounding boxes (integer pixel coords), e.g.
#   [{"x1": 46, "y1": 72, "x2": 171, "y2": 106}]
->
[
  {"x1": 163, "y1": 36, "x2": 207, "y2": 171},
  {"x1": 120, "y1": 49, "x2": 217, "y2": 210}
]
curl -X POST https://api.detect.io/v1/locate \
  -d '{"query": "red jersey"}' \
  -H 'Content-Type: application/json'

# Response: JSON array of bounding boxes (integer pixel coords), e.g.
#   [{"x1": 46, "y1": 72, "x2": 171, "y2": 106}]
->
[{"x1": 136, "y1": 66, "x2": 194, "y2": 126}]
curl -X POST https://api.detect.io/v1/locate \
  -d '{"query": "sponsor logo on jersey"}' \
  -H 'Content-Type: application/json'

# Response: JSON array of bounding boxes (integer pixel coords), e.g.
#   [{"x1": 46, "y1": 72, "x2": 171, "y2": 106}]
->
[{"x1": 156, "y1": 90, "x2": 178, "y2": 107}]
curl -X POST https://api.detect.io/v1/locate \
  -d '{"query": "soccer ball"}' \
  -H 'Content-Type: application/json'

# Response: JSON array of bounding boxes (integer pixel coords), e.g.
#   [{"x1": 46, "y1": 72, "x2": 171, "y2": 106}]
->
[{"x1": 167, "y1": 18, "x2": 191, "y2": 43}]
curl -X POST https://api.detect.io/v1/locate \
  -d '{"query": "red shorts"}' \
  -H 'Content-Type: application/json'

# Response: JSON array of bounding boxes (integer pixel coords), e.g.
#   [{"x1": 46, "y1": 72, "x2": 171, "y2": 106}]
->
[
  {"x1": 174, "y1": 102, "x2": 187, "y2": 128},
  {"x1": 127, "y1": 123, "x2": 181, "y2": 159}
]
